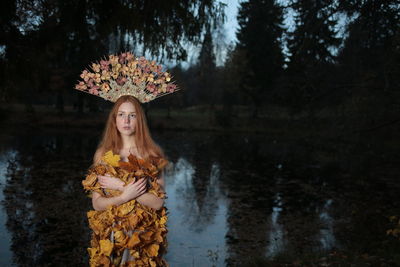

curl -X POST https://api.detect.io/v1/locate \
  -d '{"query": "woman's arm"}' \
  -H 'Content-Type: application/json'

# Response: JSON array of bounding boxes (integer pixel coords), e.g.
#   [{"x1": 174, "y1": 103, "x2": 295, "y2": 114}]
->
[
  {"x1": 92, "y1": 191, "x2": 126, "y2": 211},
  {"x1": 136, "y1": 174, "x2": 166, "y2": 210},
  {"x1": 92, "y1": 178, "x2": 147, "y2": 211}
]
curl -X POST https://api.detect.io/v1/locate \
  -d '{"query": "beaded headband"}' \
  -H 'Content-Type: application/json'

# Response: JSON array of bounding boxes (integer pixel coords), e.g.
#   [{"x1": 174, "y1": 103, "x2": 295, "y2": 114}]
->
[{"x1": 74, "y1": 52, "x2": 179, "y2": 103}]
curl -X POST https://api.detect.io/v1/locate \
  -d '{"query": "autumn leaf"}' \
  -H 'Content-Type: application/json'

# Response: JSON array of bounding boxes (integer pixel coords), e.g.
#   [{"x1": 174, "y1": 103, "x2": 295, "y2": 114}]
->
[
  {"x1": 149, "y1": 259, "x2": 157, "y2": 267},
  {"x1": 145, "y1": 243, "x2": 159, "y2": 257},
  {"x1": 87, "y1": 247, "x2": 98, "y2": 258},
  {"x1": 99, "y1": 239, "x2": 113, "y2": 256},
  {"x1": 102, "y1": 150, "x2": 120, "y2": 167},
  {"x1": 82, "y1": 173, "x2": 98, "y2": 189},
  {"x1": 131, "y1": 250, "x2": 140, "y2": 258},
  {"x1": 159, "y1": 216, "x2": 167, "y2": 226},
  {"x1": 114, "y1": 230, "x2": 128, "y2": 247},
  {"x1": 154, "y1": 230, "x2": 164, "y2": 243},
  {"x1": 127, "y1": 232, "x2": 141, "y2": 248},
  {"x1": 141, "y1": 230, "x2": 154, "y2": 241},
  {"x1": 85, "y1": 152, "x2": 169, "y2": 265},
  {"x1": 94, "y1": 165, "x2": 107, "y2": 175}
]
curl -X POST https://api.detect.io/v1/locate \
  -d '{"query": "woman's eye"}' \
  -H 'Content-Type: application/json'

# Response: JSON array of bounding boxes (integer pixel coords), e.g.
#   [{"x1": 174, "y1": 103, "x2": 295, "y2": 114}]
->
[{"x1": 130, "y1": 114, "x2": 136, "y2": 118}]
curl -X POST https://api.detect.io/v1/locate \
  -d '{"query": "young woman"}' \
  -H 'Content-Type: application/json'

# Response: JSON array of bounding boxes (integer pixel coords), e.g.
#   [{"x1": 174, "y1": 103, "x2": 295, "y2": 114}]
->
[{"x1": 82, "y1": 95, "x2": 169, "y2": 266}]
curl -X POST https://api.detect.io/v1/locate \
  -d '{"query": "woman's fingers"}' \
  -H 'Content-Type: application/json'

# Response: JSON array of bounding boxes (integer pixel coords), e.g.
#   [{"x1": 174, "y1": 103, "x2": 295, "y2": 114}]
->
[{"x1": 134, "y1": 178, "x2": 145, "y2": 185}]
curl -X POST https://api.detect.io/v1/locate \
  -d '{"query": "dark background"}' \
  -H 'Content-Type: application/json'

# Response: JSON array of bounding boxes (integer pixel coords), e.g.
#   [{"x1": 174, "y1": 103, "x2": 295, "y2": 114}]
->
[
  {"x1": 0, "y1": 0, "x2": 398, "y2": 135},
  {"x1": 1, "y1": 0, "x2": 400, "y2": 266}
]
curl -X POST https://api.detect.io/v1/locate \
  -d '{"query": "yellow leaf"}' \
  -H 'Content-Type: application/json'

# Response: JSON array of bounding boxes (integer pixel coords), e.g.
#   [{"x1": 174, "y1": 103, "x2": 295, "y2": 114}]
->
[
  {"x1": 99, "y1": 239, "x2": 113, "y2": 256},
  {"x1": 114, "y1": 230, "x2": 127, "y2": 246},
  {"x1": 82, "y1": 173, "x2": 97, "y2": 188},
  {"x1": 131, "y1": 250, "x2": 140, "y2": 258},
  {"x1": 159, "y1": 215, "x2": 167, "y2": 225},
  {"x1": 102, "y1": 150, "x2": 120, "y2": 167},
  {"x1": 149, "y1": 259, "x2": 157, "y2": 267},
  {"x1": 87, "y1": 247, "x2": 98, "y2": 258},
  {"x1": 145, "y1": 243, "x2": 159, "y2": 257}
]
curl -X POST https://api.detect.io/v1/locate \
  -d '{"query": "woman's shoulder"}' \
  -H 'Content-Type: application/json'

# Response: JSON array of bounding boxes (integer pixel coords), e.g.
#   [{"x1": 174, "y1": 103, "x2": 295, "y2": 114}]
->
[{"x1": 93, "y1": 148, "x2": 105, "y2": 165}]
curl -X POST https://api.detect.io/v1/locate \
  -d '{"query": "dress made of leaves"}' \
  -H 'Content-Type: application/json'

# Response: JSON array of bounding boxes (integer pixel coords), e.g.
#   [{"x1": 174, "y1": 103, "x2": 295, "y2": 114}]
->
[{"x1": 82, "y1": 151, "x2": 169, "y2": 267}]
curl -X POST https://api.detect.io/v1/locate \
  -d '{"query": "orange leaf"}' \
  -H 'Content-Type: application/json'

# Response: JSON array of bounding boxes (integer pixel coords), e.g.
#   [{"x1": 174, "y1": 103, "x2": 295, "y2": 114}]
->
[
  {"x1": 141, "y1": 231, "x2": 154, "y2": 241},
  {"x1": 127, "y1": 232, "x2": 141, "y2": 248}
]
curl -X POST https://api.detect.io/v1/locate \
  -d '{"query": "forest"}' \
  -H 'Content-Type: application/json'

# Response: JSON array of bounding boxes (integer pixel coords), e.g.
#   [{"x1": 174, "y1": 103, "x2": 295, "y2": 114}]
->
[{"x1": 0, "y1": 0, "x2": 399, "y2": 133}]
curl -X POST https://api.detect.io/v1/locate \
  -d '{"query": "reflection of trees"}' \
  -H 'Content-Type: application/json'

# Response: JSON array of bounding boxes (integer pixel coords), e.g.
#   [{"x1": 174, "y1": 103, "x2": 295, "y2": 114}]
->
[
  {"x1": 119, "y1": 131, "x2": 400, "y2": 264},
  {"x1": 2, "y1": 132, "x2": 96, "y2": 265},
  {"x1": 216, "y1": 134, "x2": 275, "y2": 266},
  {"x1": 169, "y1": 157, "x2": 221, "y2": 233}
]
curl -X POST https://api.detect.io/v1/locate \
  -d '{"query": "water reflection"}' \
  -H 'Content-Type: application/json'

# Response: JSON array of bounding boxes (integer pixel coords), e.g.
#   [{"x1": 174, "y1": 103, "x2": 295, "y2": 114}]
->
[
  {"x1": 318, "y1": 199, "x2": 335, "y2": 251},
  {"x1": 0, "y1": 130, "x2": 399, "y2": 266},
  {"x1": 266, "y1": 193, "x2": 285, "y2": 257},
  {"x1": 165, "y1": 157, "x2": 227, "y2": 266}
]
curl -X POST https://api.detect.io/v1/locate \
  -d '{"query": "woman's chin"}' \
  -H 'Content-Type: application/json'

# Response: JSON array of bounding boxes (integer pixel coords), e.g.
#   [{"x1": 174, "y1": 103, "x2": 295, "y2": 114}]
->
[{"x1": 119, "y1": 129, "x2": 135, "y2": 136}]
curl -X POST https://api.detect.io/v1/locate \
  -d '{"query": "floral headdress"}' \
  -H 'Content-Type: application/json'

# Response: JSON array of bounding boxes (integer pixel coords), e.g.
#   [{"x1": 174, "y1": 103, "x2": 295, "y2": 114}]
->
[{"x1": 74, "y1": 52, "x2": 179, "y2": 103}]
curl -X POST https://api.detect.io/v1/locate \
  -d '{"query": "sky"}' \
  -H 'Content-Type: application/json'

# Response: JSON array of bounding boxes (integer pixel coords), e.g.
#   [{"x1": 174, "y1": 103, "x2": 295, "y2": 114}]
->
[
  {"x1": 175, "y1": 0, "x2": 241, "y2": 68},
  {"x1": 166, "y1": 0, "x2": 348, "y2": 68}
]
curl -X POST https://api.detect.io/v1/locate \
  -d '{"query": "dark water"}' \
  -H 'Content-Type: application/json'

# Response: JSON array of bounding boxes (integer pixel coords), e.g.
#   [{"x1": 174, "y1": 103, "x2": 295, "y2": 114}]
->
[{"x1": 0, "y1": 129, "x2": 399, "y2": 266}]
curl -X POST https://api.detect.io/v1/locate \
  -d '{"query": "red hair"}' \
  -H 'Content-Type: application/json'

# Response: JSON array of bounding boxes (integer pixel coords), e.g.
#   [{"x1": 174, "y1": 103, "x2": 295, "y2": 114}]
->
[{"x1": 93, "y1": 95, "x2": 165, "y2": 164}]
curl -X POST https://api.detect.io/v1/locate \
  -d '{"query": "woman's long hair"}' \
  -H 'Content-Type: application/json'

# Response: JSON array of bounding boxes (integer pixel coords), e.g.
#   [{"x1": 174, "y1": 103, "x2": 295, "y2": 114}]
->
[{"x1": 94, "y1": 95, "x2": 165, "y2": 164}]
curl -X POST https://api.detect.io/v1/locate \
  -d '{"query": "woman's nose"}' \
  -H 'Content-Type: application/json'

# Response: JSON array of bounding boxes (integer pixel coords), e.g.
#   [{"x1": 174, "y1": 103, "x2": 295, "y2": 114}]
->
[{"x1": 124, "y1": 116, "x2": 130, "y2": 123}]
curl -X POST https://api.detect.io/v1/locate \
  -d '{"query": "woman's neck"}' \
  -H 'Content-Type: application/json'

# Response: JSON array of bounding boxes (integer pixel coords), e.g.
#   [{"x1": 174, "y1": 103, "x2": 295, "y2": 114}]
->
[{"x1": 120, "y1": 134, "x2": 137, "y2": 150}]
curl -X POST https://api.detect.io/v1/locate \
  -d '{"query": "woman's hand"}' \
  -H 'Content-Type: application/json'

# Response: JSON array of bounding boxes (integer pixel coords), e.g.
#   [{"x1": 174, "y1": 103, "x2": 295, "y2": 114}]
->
[
  {"x1": 119, "y1": 178, "x2": 147, "y2": 202},
  {"x1": 98, "y1": 174, "x2": 125, "y2": 191}
]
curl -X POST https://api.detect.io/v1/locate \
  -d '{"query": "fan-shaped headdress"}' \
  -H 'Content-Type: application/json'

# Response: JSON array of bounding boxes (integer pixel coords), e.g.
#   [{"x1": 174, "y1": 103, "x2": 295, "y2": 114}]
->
[{"x1": 74, "y1": 52, "x2": 179, "y2": 103}]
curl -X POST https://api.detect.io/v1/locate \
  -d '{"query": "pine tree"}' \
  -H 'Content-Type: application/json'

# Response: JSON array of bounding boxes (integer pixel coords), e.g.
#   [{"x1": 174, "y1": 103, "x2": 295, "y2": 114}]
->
[
  {"x1": 197, "y1": 26, "x2": 216, "y2": 105},
  {"x1": 288, "y1": 0, "x2": 340, "y2": 67},
  {"x1": 285, "y1": 0, "x2": 340, "y2": 115},
  {"x1": 236, "y1": 0, "x2": 285, "y2": 118}
]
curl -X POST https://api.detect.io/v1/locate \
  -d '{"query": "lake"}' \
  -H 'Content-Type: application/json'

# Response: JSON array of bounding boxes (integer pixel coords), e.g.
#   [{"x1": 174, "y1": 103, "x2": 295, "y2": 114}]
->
[{"x1": 0, "y1": 129, "x2": 399, "y2": 266}]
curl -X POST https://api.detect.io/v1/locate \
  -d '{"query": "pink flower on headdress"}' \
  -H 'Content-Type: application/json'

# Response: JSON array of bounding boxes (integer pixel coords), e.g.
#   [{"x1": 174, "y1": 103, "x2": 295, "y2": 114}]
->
[
  {"x1": 100, "y1": 60, "x2": 109, "y2": 71},
  {"x1": 167, "y1": 84, "x2": 177, "y2": 92},
  {"x1": 119, "y1": 53, "x2": 126, "y2": 64},
  {"x1": 87, "y1": 79, "x2": 94, "y2": 88},
  {"x1": 89, "y1": 85, "x2": 100, "y2": 95},
  {"x1": 143, "y1": 66, "x2": 151, "y2": 74},
  {"x1": 116, "y1": 77, "x2": 127, "y2": 86},
  {"x1": 147, "y1": 83, "x2": 156, "y2": 92},
  {"x1": 125, "y1": 52, "x2": 134, "y2": 61},
  {"x1": 138, "y1": 56, "x2": 147, "y2": 66},
  {"x1": 75, "y1": 81, "x2": 87, "y2": 90}
]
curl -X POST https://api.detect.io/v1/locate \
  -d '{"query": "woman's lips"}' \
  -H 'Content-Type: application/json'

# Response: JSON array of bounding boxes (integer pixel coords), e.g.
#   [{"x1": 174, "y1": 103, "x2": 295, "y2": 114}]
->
[{"x1": 123, "y1": 126, "x2": 131, "y2": 130}]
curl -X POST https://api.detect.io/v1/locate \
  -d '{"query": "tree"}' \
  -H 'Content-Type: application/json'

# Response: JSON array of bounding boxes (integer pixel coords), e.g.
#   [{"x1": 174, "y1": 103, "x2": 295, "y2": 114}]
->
[
  {"x1": 286, "y1": 0, "x2": 340, "y2": 115},
  {"x1": 197, "y1": 26, "x2": 217, "y2": 106},
  {"x1": 0, "y1": 0, "x2": 225, "y2": 111},
  {"x1": 236, "y1": 0, "x2": 285, "y2": 118},
  {"x1": 336, "y1": 0, "x2": 400, "y2": 130}
]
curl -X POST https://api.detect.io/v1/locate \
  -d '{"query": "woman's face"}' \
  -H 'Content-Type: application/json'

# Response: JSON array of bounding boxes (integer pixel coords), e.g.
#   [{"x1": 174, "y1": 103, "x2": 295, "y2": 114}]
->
[{"x1": 116, "y1": 101, "x2": 137, "y2": 136}]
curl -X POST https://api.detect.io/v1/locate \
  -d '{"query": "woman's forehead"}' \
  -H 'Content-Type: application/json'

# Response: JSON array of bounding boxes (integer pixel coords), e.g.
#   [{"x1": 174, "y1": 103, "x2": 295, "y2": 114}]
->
[{"x1": 117, "y1": 102, "x2": 136, "y2": 112}]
